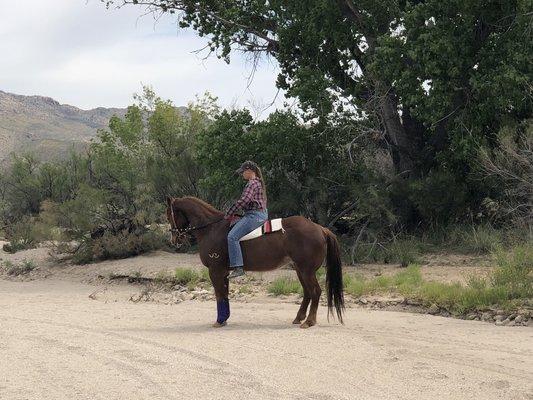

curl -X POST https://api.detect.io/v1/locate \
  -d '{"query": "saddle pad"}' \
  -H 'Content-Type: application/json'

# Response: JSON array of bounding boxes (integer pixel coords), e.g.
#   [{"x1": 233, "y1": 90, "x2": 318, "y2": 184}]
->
[{"x1": 240, "y1": 218, "x2": 284, "y2": 241}]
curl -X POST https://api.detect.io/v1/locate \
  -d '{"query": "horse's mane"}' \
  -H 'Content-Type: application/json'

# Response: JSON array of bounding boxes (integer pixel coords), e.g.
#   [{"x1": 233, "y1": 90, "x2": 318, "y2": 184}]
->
[{"x1": 180, "y1": 196, "x2": 223, "y2": 215}]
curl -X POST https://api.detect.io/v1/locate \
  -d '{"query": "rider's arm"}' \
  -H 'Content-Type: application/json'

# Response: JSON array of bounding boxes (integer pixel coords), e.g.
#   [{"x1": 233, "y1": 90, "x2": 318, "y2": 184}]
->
[{"x1": 225, "y1": 180, "x2": 259, "y2": 218}]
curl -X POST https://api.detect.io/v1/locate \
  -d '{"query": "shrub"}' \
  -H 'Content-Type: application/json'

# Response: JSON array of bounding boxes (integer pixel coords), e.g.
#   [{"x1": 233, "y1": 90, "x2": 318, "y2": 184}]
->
[
  {"x1": 344, "y1": 236, "x2": 421, "y2": 266},
  {"x1": 2, "y1": 259, "x2": 36, "y2": 276},
  {"x1": 2, "y1": 217, "x2": 39, "y2": 253},
  {"x1": 491, "y1": 244, "x2": 533, "y2": 298},
  {"x1": 343, "y1": 273, "x2": 371, "y2": 297},
  {"x1": 385, "y1": 240, "x2": 421, "y2": 267},
  {"x1": 267, "y1": 276, "x2": 302, "y2": 296},
  {"x1": 72, "y1": 229, "x2": 167, "y2": 264},
  {"x1": 343, "y1": 259, "x2": 531, "y2": 315},
  {"x1": 447, "y1": 224, "x2": 502, "y2": 254},
  {"x1": 174, "y1": 268, "x2": 201, "y2": 286}
]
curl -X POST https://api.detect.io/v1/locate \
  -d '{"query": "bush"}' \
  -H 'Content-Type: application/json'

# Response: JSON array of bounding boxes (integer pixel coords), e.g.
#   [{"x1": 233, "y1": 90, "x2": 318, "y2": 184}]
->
[
  {"x1": 267, "y1": 276, "x2": 303, "y2": 296},
  {"x1": 344, "y1": 236, "x2": 421, "y2": 266},
  {"x1": 343, "y1": 258, "x2": 531, "y2": 315},
  {"x1": 2, "y1": 216, "x2": 39, "y2": 253},
  {"x1": 72, "y1": 229, "x2": 167, "y2": 264},
  {"x1": 173, "y1": 268, "x2": 201, "y2": 286},
  {"x1": 446, "y1": 224, "x2": 502, "y2": 254},
  {"x1": 492, "y1": 244, "x2": 533, "y2": 298},
  {"x1": 1, "y1": 259, "x2": 37, "y2": 276}
]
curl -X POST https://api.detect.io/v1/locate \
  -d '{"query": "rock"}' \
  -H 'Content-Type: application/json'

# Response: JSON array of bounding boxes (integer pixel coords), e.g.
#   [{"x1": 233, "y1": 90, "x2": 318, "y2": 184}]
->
[
  {"x1": 482, "y1": 313, "x2": 494, "y2": 322},
  {"x1": 406, "y1": 299, "x2": 421, "y2": 306},
  {"x1": 507, "y1": 320, "x2": 516, "y2": 327},
  {"x1": 495, "y1": 320, "x2": 505, "y2": 326},
  {"x1": 494, "y1": 314, "x2": 506, "y2": 322},
  {"x1": 466, "y1": 313, "x2": 477, "y2": 320},
  {"x1": 359, "y1": 298, "x2": 368, "y2": 305},
  {"x1": 428, "y1": 304, "x2": 440, "y2": 315}
]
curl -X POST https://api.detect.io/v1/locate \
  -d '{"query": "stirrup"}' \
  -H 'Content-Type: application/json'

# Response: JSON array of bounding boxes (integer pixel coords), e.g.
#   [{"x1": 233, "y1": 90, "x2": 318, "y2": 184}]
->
[{"x1": 228, "y1": 266, "x2": 245, "y2": 279}]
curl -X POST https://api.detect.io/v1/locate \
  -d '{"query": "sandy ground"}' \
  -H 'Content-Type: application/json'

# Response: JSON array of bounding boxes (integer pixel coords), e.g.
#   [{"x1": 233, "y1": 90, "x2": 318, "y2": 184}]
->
[{"x1": 1, "y1": 278, "x2": 532, "y2": 400}]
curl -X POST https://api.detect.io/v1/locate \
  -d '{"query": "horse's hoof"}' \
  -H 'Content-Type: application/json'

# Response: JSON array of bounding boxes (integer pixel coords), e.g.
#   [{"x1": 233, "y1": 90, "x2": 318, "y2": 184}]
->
[
  {"x1": 212, "y1": 321, "x2": 227, "y2": 328},
  {"x1": 292, "y1": 318, "x2": 304, "y2": 324},
  {"x1": 300, "y1": 321, "x2": 315, "y2": 329}
]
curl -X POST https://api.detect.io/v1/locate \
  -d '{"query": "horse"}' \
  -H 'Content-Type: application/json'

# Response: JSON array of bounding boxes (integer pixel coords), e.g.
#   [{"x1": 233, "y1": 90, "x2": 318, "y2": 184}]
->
[{"x1": 166, "y1": 196, "x2": 344, "y2": 328}]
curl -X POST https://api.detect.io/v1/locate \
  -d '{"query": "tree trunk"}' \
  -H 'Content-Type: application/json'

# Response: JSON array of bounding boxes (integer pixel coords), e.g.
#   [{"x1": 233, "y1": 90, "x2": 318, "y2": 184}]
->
[{"x1": 377, "y1": 86, "x2": 417, "y2": 176}]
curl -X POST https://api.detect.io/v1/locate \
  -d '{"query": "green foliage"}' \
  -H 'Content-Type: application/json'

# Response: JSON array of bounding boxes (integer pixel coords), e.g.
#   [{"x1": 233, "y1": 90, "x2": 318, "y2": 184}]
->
[
  {"x1": 1, "y1": 259, "x2": 37, "y2": 276},
  {"x1": 267, "y1": 276, "x2": 303, "y2": 296},
  {"x1": 344, "y1": 250, "x2": 532, "y2": 314},
  {"x1": 0, "y1": 88, "x2": 222, "y2": 263},
  {"x1": 108, "y1": 0, "x2": 531, "y2": 183},
  {"x1": 2, "y1": 216, "x2": 43, "y2": 253},
  {"x1": 172, "y1": 268, "x2": 201, "y2": 286},
  {"x1": 72, "y1": 229, "x2": 167, "y2": 264},
  {"x1": 345, "y1": 237, "x2": 421, "y2": 266},
  {"x1": 446, "y1": 225, "x2": 503, "y2": 254},
  {"x1": 492, "y1": 244, "x2": 533, "y2": 298}
]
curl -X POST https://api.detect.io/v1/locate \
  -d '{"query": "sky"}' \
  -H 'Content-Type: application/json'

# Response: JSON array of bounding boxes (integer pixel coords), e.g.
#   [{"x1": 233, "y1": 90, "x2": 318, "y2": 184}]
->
[{"x1": 0, "y1": 0, "x2": 285, "y2": 115}]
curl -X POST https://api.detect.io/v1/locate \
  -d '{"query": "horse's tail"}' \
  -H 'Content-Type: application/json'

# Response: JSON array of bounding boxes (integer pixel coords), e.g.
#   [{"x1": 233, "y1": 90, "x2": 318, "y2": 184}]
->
[{"x1": 323, "y1": 228, "x2": 345, "y2": 324}]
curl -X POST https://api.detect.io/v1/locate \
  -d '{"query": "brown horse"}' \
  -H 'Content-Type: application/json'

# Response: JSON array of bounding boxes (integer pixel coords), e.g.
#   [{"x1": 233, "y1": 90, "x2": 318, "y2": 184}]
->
[{"x1": 166, "y1": 196, "x2": 344, "y2": 328}]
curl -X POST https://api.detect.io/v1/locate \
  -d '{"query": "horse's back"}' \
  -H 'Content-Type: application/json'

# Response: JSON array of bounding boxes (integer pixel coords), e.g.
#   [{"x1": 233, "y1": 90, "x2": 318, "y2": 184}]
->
[
  {"x1": 281, "y1": 216, "x2": 326, "y2": 241},
  {"x1": 241, "y1": 215, "x2": 326, "y2": 270}
]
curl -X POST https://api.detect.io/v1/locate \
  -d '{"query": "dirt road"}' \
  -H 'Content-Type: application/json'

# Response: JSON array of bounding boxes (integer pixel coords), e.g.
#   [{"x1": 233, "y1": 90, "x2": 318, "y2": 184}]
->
[{"x1": 0, "y1": 279, "x2": 531, "y2": 400}]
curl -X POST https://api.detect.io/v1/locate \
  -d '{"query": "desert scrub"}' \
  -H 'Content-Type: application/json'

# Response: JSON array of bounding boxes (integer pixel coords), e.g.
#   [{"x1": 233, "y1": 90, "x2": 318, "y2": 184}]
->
[
  {"x1": 2, "y1": 217, "x2": 38, "y2": 253},
  {"x1": 343, "y1": 250, "x2": 532, "y2": 315},
  {"x1": 1, "y1": 259, "x2": 36, "y2": 276},
  {"x1": 344, "y1": 237, "x2": 421, "y2": 266},
  {"x1": 238, "y1": 285, "x2": 253, "y2": 294},
  {"x1": 491, "y1": 243, "x2": 532, "y2": 298},
  {"x1": 343, "y1": 266, "x2": 422, "y2": 297},
  {"x1": 173, "y1": 268, "x2": 202, "y2": 286},
  {"x1": 72, "y1": 229, "x2": 167, "y2": 264},
  {"x1": 446, "y1": 224, "x2": 502, "y2": 254},
  {"x1": 267, "y1": 276, "x2": 303, "y2": 296}
]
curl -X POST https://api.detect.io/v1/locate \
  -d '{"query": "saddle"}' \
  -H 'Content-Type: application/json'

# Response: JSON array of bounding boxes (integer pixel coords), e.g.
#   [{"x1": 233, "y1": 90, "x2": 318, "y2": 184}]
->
[{"x1": 228, "y1": 217, "x2": 284, "y2": 241}]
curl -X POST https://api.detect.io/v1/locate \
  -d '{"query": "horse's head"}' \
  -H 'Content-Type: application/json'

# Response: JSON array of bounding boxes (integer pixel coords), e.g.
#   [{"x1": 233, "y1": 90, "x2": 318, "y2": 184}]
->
[{"x1": 166, "y1": 196, "x2": 190, "y2": 248}]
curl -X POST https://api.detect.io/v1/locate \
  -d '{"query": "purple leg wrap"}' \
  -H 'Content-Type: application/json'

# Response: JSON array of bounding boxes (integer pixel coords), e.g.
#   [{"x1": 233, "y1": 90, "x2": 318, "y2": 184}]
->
[{"x1": 216, "y1": 299, "x2": 230, "y2": 324}]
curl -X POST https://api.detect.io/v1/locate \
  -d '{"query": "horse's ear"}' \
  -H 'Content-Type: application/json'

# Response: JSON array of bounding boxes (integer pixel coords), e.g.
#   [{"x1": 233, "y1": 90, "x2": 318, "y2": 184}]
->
[{"x1": 166, "y1": 196, "x2": 172, "y2": 207}]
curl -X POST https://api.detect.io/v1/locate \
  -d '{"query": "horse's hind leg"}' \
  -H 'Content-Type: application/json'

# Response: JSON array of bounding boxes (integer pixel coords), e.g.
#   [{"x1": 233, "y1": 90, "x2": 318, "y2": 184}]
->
[
  {"x1": 293, "y1": 270, "x2": 310, "y2": 324},
  {"x1": 300, "y1": 271, "x2": 321, "y2": 329}
]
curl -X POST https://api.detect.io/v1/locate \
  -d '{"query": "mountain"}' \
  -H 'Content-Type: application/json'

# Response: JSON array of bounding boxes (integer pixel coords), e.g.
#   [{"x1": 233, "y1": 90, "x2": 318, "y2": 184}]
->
[{"x1": 0, "y1": 90, "x2": 127, "y2": 164}]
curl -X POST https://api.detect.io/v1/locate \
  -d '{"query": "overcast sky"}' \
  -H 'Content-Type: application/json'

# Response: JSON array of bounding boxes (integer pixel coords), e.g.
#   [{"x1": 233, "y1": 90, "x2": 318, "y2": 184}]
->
[{"x1": 0, "y1": 0, "x2": 285, "y2": 114}]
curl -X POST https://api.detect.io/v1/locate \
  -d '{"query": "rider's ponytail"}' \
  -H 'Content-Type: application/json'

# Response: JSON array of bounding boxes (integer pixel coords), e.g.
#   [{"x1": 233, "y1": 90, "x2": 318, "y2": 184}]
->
[{"x1": 254, "y1": 166, "x2": 268, "y2": 203}]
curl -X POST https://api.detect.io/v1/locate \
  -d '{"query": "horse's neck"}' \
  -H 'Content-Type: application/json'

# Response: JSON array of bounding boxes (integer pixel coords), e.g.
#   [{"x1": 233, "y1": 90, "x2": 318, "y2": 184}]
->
[{"x1": 183, "y1": 200, "x2": 222, "y2": 226}]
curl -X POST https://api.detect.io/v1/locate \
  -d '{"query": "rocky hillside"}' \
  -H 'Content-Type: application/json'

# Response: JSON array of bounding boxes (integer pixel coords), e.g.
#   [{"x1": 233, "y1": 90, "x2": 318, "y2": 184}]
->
[{"x1": 0, "y1": 90, "x2": 126, "y2": 163}]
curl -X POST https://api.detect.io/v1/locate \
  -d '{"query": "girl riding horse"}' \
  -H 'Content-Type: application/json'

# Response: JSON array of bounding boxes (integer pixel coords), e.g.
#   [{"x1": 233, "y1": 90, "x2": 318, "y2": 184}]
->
[
  {"x1": 166, "y1": 190, "x2": 345, "y2": 328},
  {"x1": 225, "y1": 160, "x2": 268, "y2": 279}
]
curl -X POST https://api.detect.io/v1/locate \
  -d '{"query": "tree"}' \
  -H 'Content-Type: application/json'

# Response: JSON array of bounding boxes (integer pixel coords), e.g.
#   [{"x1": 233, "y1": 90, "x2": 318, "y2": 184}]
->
[{"x1": 103, "y1": 0, "x2": 531, "y2": 179}]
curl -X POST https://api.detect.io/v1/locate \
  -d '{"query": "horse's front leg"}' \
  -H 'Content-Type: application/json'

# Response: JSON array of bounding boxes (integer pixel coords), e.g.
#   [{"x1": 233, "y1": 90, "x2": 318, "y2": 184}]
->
[{"x1": 208, "y1": 266, "x2": 230, "y2": 327}]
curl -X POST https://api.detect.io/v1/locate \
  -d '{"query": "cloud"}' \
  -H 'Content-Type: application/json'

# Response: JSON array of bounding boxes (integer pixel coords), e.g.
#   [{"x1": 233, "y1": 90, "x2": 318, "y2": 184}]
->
[{"x1": 0, "y1": 0, "x2": 284, "y2": 113}]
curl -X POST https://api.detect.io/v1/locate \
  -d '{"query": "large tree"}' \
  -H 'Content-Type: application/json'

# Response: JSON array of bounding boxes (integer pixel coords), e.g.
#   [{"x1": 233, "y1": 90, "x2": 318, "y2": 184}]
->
[{"x1": 103, "y1": 0, "x2": 531, "y2": 178}]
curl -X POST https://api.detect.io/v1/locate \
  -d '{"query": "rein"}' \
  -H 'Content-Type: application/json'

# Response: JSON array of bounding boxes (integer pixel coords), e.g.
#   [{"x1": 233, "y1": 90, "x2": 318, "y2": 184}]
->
[
  {"x1": 169, "y1": 199, "x2": 224, "y2": 236},
  {"x1": 169, "y1": 217, "x2": 224, "y2": 235}
]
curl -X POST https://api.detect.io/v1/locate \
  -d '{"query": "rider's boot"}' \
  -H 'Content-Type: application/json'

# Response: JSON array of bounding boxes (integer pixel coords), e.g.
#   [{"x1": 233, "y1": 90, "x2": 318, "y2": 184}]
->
[{"x1": 228, "y1": 266, "x2": 245, "y2": 279}]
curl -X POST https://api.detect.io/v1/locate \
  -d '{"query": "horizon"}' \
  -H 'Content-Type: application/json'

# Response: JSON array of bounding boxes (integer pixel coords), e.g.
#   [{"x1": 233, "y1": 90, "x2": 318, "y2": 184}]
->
[{"x1": 0, "y1": 0, "x2": 286, "y2": 116}]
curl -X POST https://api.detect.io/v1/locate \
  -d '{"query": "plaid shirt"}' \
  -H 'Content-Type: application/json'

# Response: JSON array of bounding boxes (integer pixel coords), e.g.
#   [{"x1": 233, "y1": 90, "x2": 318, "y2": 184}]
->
[{"x1": 226, "y1": 178, "x2": 266, "y2": 216}]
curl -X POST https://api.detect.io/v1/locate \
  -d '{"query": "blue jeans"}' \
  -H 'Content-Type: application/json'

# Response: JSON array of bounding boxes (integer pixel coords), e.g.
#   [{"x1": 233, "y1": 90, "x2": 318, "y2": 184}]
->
[{"x1": 227, "y1": 210, "x2": 268, "y2": 267}]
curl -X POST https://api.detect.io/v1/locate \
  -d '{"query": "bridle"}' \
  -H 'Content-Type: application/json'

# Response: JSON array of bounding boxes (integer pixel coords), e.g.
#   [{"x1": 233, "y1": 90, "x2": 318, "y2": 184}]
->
[
  {"x1": 168, "y1": 218, "x2": 224, "y2": 235},
  {"x1": 168, "y1": 199, "x2": 224, "y2": 239}
]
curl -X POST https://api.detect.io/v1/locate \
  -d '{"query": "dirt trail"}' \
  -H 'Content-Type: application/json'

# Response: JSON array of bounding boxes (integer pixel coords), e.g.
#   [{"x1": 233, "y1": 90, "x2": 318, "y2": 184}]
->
[{"x1": 0, "y1": 279, "x2": 532, "y2": 400}]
